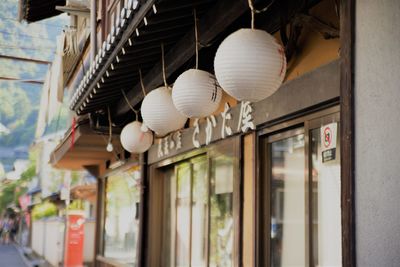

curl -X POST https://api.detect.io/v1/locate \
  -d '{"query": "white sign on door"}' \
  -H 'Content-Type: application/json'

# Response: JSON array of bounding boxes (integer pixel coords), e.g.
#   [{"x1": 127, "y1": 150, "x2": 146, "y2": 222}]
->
[{"x1": 320, "y1": 122, "x2": 337, "y2": 162}]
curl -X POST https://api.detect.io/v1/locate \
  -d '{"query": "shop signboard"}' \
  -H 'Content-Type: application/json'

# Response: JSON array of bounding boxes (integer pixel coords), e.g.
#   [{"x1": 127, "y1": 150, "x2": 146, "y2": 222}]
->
[{"x1": 147, "y1": 61, "x2": 340, "y2": 164}]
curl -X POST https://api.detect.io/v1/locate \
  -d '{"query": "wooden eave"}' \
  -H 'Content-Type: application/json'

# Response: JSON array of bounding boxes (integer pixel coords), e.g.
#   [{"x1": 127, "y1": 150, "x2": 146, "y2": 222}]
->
[
  {"x1": 70, "y1": 183, "x2": 97, "y2": 203},
  {"x1": 50, "y1": 122, "x2": 121, "y2": 170},
  {"x1": 70, "y1": 0, "x2": 320, "y2": 117},
  {"x1": 18, "y1": 0, "x2": 66, "y2": 23},
  {"x1": 70, "y1": 0, "x2": 220, "y2": 114}
]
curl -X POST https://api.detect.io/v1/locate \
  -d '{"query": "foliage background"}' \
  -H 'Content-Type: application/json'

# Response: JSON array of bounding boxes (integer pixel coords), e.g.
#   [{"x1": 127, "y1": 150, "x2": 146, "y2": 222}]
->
[
  {"x1": 0, "y1": 0, "x2": 69, "y2": 171},
  {"x1": 0, "y1": 0, "x2": 69, "y2": 215}
]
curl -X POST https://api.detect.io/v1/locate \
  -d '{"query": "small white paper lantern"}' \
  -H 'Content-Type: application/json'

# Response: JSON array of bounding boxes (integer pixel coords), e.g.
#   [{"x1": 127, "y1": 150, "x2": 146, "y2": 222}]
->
[
  {"x1": 106, "y1": 142, "x2": 114, "y2": 152},
  {"x1": 141, "y1": 86, "x2": 187, "y2": 136},
  {"x1": 120, "y1": 121, "x2": 153, "y2": 153},
  {"x1": 214, "y1": 28, "x2": 287, "y2": 102},
  {"x1": 172, "y1": 69, "x2": 222, "y2": 118}
]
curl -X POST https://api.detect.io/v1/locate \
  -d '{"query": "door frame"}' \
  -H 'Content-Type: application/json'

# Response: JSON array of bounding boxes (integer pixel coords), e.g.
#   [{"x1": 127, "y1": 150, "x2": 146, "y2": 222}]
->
[
  {"x1": 145, "y1": 136, "x2": 242, "y2": 267},
  {"x1": 256, "y1": 105, "x2": 341, "y2": 266}
]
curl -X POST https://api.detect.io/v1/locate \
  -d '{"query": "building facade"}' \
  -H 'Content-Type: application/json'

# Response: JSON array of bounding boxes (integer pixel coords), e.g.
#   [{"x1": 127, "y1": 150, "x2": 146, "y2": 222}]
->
[{"x1": 17, "y1": 0, "x2": 400, "y2": 266}]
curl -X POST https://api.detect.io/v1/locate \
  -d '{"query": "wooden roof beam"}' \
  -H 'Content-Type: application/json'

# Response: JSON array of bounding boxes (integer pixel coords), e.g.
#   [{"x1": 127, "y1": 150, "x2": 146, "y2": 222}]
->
[{"x1": 114, "y1": 0, "x2": 248, "y2": 116}]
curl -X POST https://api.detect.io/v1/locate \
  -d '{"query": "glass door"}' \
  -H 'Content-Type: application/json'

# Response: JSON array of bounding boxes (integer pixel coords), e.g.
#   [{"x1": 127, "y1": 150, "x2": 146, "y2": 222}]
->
[
  {"x1": 162, "y1": 156, "x2": 208, "y2": 267},
  {"x1": 259, "y1": 108, "x2": 341, "y2": 267},
  {"x1": 269, "y1": 129, "x2": 306, "y2": 267},
  {"x1": 309, "y1": 114, "x2": 341, "y2": 267},
  {"x1": 156, "y1": 137, "x2": 240, "y2": 267}
]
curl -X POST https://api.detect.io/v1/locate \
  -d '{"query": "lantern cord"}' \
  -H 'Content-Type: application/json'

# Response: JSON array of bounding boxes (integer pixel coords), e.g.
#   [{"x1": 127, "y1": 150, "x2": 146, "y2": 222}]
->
[
  {"x1": 254, "y1": 0, "x2": 275, "y2": 14},
  {"x1": 247, "y1": 0, "x2": 275, "y2": 29},
  {"x1": 121, "y1": 89, "x2": 139, "y2": 121},
  {"x1": 107, "y1": 106, "x2": 112, "y2": 143},
  {"x1": 161, "y1": 43, "x2": 168, "y2": 87},
  {"x1": 139, "y1": 69, "x2": 146, "y2": 97},
  {"x1": 194, "y1": 9, "x2": 199, "y2": 69},
  {"x1": 248, "y1": 0, "x2": 255, "y2": 29}
]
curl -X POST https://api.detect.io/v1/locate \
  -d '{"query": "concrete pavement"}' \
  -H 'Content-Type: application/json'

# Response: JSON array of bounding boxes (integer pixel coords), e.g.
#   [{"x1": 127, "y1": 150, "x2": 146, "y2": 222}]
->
[{"x1": 0, "y1": 244, "x2": 27, "y2": 267}]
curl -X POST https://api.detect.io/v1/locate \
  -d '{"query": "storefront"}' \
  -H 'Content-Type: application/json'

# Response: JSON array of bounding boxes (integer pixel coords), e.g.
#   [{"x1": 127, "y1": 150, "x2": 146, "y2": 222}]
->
[
  {"x1": 42, "y1": 0, "x2": 356, "y2": 266},
  {"x1": 147, "y1": 137, "x2": 241, "y2": 266},
  {"x1": 96, "y1": 163, "x2": 143, "y2": 266},
  {"x1": 138, "y1": 57, "x2": 341, "y2": 266}
]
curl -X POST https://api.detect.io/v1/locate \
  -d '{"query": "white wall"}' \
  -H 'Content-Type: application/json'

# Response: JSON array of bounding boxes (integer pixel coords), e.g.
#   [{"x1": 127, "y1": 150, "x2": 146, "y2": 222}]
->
[
  {"x1": 83, "y1": 220, "x2": 96, "y2": 262},
  {"x1": 43, "y1": 219, "x2": 65, "y2": 267},
  {"x1": 31, "y1": 218, "x2": 65, "y2": 265},
  {"x1": 31, "y1": 220, "x2": 45, "y2": 256},
  {"x1": 355, "y1": 1, "x2": 400, "y2": 266}
]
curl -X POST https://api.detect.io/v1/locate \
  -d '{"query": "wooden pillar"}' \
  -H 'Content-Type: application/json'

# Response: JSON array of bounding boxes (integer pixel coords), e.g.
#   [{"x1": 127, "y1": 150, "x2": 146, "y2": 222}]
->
[{"x1": 340, "y1": 0, "x2": 356, "y2": 266}]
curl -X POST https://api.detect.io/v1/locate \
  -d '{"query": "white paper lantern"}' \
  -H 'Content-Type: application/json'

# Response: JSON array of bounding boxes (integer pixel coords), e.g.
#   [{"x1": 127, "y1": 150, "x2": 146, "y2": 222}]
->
[
  {"x1": 106, "y1": 142, "x2": 113, "y2": 152},
  {"x1": 172, "y1": 69, "x2": 222, "y2": 118},
  {"x1": 141, "y1": 86, "x2": 187, "y2": 136},
  {"x1": 214, "y1": 28, "x2": 287, "y2": 102},
  {"x1": 120, "y1": 121, "x2": 153, "y2": 153}
]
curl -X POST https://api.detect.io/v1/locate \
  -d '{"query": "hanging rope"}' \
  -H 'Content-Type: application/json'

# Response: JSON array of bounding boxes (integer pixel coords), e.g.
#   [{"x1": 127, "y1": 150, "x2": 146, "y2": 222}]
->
[
  {"x1": 247, "y1": 0, "x2": 275, "y2": 29},
  {"x1": 161, "y1": 43, "x2": 168, "y2": 87},
  {"x1": 139, "y1": 69, "x2": 146, "y2": 97},
  {"x1": 248, "y1": 0, "x2": 255, "y2": 29},
  {"x1": 107, "y1": 106, "x2": 112, "y2": 143},
  {"x1": 194, "y1": 9, "x2": 199, "y2": 69},
  {"x1": 121, "y1": 89, "x2": 139, "y2": 121}
]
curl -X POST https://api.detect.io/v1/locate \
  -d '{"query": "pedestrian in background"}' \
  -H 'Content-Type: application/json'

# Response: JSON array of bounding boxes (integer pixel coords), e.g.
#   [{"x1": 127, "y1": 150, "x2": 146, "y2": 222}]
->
[{"x1": 0, "y1": 217, "x2": 3, "y2": 243}]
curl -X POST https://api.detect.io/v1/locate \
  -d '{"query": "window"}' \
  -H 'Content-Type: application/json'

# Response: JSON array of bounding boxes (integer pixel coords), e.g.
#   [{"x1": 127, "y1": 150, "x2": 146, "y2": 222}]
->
[
  {"x1": 103, "y1": 166, "x2": 141, "y2": 266},
  {"x1": 259, "y1": 108, "x2": 342, "y2": 266},
  {"x1": 310, "y1": 123, "x2": 341, "y2": 266},
  {"x1": 149, "y1": 138, "x2": 240, "y2": 267},
  {"x1": 105, "y1": 0, "x2": 127, "y2": 36}
]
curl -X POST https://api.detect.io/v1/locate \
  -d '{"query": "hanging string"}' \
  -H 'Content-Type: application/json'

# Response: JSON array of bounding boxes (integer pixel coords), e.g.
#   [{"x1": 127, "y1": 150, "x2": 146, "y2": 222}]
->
[
  {"x1": 139, "y1": 69, "x2": 146, "y2": 97},
  {"x1": 247, "y1": 0, "x2": 275, "y2": 29},
  {"x1": 194, "y1": 9, "x2": 199, "y2": 69},
  {"x1": 161, "y1": 43, "x2": 168, "y2": 87},
  {"x1": 107, "y1": 106, "x2": 112, "y2": 143},
  {"x1": 248, "y1": 0, "x2": 255, "y2": 29},
  {"x1": 253, "y1": 0, "x2": 275, "y2": 14},
  {"x1": 121, "y1": 89, "x2": 139, "y2": 121}
]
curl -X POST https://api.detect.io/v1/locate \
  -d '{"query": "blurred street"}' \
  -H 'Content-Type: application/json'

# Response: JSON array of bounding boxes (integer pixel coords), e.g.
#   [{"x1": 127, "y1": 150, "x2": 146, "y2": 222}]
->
[{"x1": 0, "y1": 244, "x2": 27, "y2": 267}]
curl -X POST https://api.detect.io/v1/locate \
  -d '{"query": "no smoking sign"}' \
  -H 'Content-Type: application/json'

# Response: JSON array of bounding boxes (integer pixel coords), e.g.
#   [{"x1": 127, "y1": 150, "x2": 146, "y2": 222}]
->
[{"x1": 320, "y1": 122, "x2": 337, "y2": 162}]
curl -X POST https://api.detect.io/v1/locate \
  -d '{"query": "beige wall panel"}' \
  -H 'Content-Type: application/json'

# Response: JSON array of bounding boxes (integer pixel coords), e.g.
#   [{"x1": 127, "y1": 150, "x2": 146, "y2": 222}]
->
[{"x1": 243, "y1": 133, "x2": 255, "y2": 267}]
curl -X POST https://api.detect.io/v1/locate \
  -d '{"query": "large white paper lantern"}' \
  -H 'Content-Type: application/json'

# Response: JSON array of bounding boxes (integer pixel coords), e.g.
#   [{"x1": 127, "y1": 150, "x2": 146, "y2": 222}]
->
[
  {"x1": 120, "y1": 121, "x2": 153, "y2": 153},
  {"x1": 141, "y1": 86, "x2": 187, "y2": 136},
  {"x1": 214, "y1": 28, "x2": 287, "y2": 102},
  {"x1": 172, "y1": 69, "x2": 222, "y2": 118}
]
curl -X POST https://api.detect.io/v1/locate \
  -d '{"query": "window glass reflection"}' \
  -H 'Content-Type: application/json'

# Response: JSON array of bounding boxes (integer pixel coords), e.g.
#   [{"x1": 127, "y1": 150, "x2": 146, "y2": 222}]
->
[
  {"x1": 160, "y1": 146, "x2": 237, "y2": 267},
  {"x1": 270, "y1": 134, "x2": 305, "y2": 267},
  {"x1": 311, "y1": 127, "x2": 341, "y2": 266},
  {"x1": 191, "y1": 159, "x2": 208, "y2": 267},
  {"x1": 209, "y1": 156, "x2": 234, "y2": 267},
  {"x1": 104, "y1": 167, "x2": 141, "y2": 266},
  {"x1": 176, "y1": 164, "x2": 191, "y2": 267}
]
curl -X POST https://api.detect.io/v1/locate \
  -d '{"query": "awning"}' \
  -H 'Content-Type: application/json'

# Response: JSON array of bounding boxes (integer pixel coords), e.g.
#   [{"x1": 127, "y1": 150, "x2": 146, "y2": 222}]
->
[
  {"x1": 50, "y1": 121, "x2": 122, "y2": 170},
  {"x1": 18, "y1": 0, "x2": 66, "y2": 23},
  {"x1": 70, "y1": 183, "x2": 97, "y2": 203}
]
